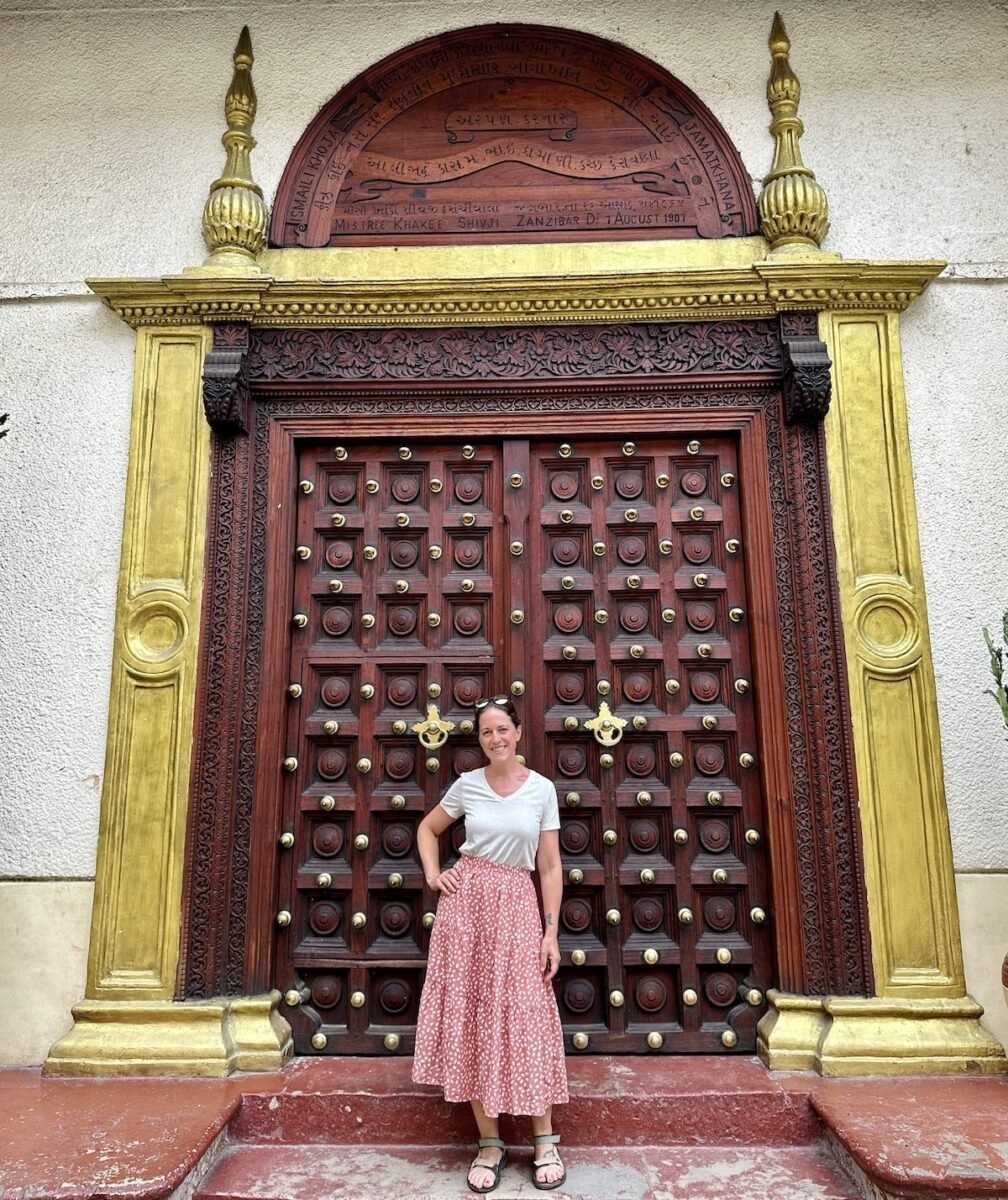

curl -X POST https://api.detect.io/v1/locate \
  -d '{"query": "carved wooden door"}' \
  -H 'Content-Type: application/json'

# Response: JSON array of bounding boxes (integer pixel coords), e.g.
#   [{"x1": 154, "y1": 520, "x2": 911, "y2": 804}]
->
[
  {"x1": 276, "y1": 433, "x2": 771, "y2": 1054},
  {"x1": 529, "y1": 436, "x2": 771, "y2": 1053}
]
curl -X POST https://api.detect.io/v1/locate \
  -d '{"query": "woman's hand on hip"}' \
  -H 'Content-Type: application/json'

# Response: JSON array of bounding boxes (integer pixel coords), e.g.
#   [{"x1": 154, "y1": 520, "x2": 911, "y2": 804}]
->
[
  {"x1": 430, "y1": 866, "x2": 461, "y2": 895},
  {"x1": 540, "y1": 932, "x2": 560, "y2": 981}
]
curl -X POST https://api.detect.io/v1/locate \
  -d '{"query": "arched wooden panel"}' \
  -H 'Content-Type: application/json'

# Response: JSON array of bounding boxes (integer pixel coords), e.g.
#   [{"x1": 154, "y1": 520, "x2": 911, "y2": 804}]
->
[{"x1": 271, "y1": 25, "x2": 758, "y2": 248}]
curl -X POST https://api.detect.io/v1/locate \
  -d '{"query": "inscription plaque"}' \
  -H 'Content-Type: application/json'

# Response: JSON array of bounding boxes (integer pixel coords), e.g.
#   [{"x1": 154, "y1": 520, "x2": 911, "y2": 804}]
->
[{"x1": 271, "y1": 25, "x2": 758, "y2": 247}]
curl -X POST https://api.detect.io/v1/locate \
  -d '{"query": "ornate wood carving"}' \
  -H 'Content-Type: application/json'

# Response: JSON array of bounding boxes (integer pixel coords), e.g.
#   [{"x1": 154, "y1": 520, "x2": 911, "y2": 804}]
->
[
  {"x1": 181, "y1": 318, "x2": 872, "y2": 1008},
  {"x1": 270, "y1": 25, "x2": 758, "y2": 248},
  {"x1": 202, "y1": 322, "x2": 251, "y2": 435},
  {"x1": 782, "y1": 335, "x2": 832, "y2": 424},
  {"x1": 248, "y1": 321, "x2": 782, "y2": 384}
]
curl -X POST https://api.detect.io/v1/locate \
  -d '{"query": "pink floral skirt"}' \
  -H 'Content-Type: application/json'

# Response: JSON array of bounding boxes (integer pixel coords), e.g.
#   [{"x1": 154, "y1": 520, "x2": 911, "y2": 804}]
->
[{"x1": 412, "y1": 854, "x2": 569, "y2": 1118}]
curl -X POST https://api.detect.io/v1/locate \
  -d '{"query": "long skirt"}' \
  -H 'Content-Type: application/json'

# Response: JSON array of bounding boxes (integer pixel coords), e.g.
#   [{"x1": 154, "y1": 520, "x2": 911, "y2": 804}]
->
[{"x1": 412, "y1": 854, "x2": 569, "y2": 1118}]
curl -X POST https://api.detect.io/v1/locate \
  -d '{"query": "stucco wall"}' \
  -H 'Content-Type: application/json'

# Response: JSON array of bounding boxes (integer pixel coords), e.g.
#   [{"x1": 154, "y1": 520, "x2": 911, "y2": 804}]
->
[{"x1": 1, "y1": 0, "x2": 1006, "y2": 1060}]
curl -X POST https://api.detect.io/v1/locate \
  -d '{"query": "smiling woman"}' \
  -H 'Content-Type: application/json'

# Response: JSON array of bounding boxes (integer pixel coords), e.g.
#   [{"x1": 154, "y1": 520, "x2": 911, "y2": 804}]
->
[{"x1": 412, "y1": 698, "x2": 569, "y2": 1192}]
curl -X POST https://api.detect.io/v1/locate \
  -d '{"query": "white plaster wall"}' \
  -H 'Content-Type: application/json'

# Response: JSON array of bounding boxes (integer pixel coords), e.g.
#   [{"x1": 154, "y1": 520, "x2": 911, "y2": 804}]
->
[
  {"x1": 0, "y1": 882, "x2": 93, "y2": 1065},
  {"x1": 0, "y1": 0, "x2": 1006, "y2": 1050},
  {"x1": 0, "y1": 301, "x2": 133, "y2": 877},
  {"x1": 956, "y1": 873, "x2": 1008, "y2": 1051}
]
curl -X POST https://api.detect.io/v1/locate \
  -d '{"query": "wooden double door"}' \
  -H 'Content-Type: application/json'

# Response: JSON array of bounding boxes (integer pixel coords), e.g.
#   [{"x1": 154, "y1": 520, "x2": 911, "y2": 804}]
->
[{"x1": 275, "y1": 431, "x2": 773, "y2": 1054}]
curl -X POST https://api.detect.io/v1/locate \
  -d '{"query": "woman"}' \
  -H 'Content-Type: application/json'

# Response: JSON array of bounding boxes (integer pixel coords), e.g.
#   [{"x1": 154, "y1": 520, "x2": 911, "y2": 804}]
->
[{"x1": 412, "y1": 695, "x2": 569, "y2": 1193}]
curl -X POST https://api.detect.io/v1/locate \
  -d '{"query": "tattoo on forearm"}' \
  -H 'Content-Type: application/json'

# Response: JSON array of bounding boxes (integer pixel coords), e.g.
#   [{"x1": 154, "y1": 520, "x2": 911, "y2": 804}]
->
[{"x1": 545, "y1": 913, "x2": 554, "y2": 926}]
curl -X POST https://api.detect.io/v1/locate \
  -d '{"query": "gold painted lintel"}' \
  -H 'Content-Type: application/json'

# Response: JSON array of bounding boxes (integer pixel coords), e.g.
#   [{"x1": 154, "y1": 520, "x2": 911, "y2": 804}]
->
[
  {"x1": 44, "y1": 992, "x2": 292, "y2": 1077},
  {"x1": 90, "y1": 244, "x2": 945, "y2": 329},
  {"x1": 758, "y1": 990, "x2": 1007, "y2": 1076}
]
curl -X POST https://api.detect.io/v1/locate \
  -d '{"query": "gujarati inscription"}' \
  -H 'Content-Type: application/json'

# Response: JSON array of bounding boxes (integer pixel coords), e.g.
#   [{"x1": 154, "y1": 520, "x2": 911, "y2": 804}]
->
[{"x1": 271, "y1": 26, "x2": 757, "y2": 247}]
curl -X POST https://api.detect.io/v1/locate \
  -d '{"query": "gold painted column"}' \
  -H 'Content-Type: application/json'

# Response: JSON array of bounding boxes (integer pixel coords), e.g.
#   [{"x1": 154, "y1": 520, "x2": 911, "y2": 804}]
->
[
  {"x1": 758, "y1": 308, "x2": 1006, "y2": 1075},
  {"x1": 45, "y1": 327, "x2": 290, "y2": 1076}
]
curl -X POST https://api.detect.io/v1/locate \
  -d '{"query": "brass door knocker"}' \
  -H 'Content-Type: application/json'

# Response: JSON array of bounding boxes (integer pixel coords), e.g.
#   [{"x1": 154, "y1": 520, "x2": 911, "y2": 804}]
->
[
  {"x1": 584, "y1": 700, "x2": 627, "y2": 747},
  {"x1": 411, "y1": 702, "x2": 456, "y2": 750}
]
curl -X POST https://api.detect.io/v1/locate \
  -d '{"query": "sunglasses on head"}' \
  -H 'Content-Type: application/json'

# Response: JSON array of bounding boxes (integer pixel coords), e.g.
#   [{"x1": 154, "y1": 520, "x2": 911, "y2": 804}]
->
[{"x1": 474, "y1": 695, "x2": 511, "y2": 710}]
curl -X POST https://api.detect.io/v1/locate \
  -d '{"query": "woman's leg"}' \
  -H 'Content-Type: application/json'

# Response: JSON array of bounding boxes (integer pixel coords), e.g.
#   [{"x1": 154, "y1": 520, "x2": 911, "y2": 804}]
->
[
  {"x1": 530, "y1": 1107, "x2": 565, "y2": 1186},
  {"x1": 468, "y1": 1098, "x2": 505, "y2": 1190}
]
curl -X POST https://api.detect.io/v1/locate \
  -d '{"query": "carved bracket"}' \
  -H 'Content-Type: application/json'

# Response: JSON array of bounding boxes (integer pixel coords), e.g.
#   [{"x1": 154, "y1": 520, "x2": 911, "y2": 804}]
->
[
  {"x1": 782, "y1": 335, "x2": 832, "y2": 424},
  {"x1": 202, "y1": 323, "x2": 251, "y2": 435}
]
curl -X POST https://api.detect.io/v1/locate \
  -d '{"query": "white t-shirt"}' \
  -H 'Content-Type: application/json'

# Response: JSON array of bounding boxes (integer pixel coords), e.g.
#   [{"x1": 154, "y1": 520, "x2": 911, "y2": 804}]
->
[{"x1": 439, "y1": 768, "x2": 561, "y2": 870}]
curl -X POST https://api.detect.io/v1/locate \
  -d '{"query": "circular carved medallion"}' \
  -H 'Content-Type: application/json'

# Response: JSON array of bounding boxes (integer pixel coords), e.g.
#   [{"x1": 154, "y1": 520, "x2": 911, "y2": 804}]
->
[
  {"x1": 686, "y1": 602, "x2": 716, "y2": 632},
  {"x1": 556, "y1": 745, "x2": 587, "y2": 777},
  {"x1": 680, "y1": 469, "x2": 708, "y2": 497},
  {"x1": 308, "y1": 901, "x2": 342, "y2": 936},
  {"x1": 378, "y1": 979, "x2": 411, "y2": 1014},
  {"x1": 551, "y1": 537, "x2": 581, "y2": 567},
  {"x1": 453, "y1": 676, "x2": 482, "y2": 707},
  {"x1": 560, "y1": 819, "x2": 590, "y2": 856},
  {"x1": 554, "y1": 672, "x2": 586, "y2": 704},
  {"x1": 705, "y1": 972, "x2": 737, "y2": 1007},
  {"x1": 628, "y1": 818, "x2": 660, "y2": 854},
  {"x1": 614, "y1": 470, "x2": 644, "y2": 500},
  {"x1": 625, "y1": 743, "x2": 656, "y2": 777},
  {"x1": 553, "y1": 603, "x2": 583, "y2": 634},
  {"x1": 317, "y1": 749, "x2": 348, "y2": 780},
  {"x1": 391, "y1": 473, "x2": 421, "y2": 503},
  {"x1": 704, "y1": 896, "x2": 737, "y2": 931},
  {"x1": 632, "y1": 897, "x2": 664, "y2": 932},
  {"x1": 389, "y1": 538, "x2": 419, "y2": 569},
  {"x1": 617, "y1": 535, "x2": 647, "y2": 566},
  {"x1": 561, "y1": 898, "x2": 593, "y2": 933},
  {"x1": 325, "y1": 540, "x2": 354, "y2": 570},
  {"x1": 636, "y1": 976, "x2": 667, "y2": 1013},
  {"x1": 328, "y1": 475, "x2": 356, "y2": 505},
  {"x1": 695, "y1": 744, "x2": 726, "y2": 775},
  {"x1": 550, "y1": 471, "x2": 580, "y2": 501},
  {"x1": 682, "y1": 534, "x2": 712, "y2": 564},
  {"x1": 388, "y1": 606, "x2": 418, "y2": 637},
  {"x1": 690, "y1": 672, "x2": 720, "y2": 703},
  {"x1": 453, "y1": 538, "x2": 483, "y2": 568},
  {"x1": 453, "y1": 748, "x2": 483, "y2": 774},
  {"x1": 453, "y1": 605, "x2": 482, "y2": 636},
  {"x1": 313, "y1": 823, "x2": 344, "y2": 858},
  {"x1": 454, "y1": 473, "x2": 483, "y2": 504},
  {"x1": 379, "y1": 902, "x2": 412, "y2": 938},
  {"x1": 384, "y1": 748, "x2": 415, "y2": 782},
  {"x1": 698, "y1": 819, "x2": 731, "y2": 853},
  {"x1": 321, "y1": 677, "x2": 351, "y2": 708},
  {"x1": 382, "y1": 823, "x2": 413, "y2": 857},
  {"x1": 387, "y1": 676, "x2": 418, "y2": 707},
  {"x1": 563, "y1": 978, "x2": 596, "y2": 1014},
  {"x1": 322, "y1": 607, "x2": 353, "y2": 638},
  {"x1": 622, "y1": 671, "x2": 653, "y2": 703},
  {"x1": 311, "y1": 975, "x2": 342, "y2": 1009},
  {"x1": 619, "y1": 602, "x2": 650, "y2": 634}
]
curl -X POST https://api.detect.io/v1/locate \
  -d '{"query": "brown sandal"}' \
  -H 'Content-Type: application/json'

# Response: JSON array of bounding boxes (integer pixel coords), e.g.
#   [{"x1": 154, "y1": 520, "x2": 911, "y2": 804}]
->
[
  {"x1": 467, "y1": 1137, "x2": 508, "y2": 1194},
  {"x1": 531, "y1": 1134, "x2": 566, "y2": 1191}
]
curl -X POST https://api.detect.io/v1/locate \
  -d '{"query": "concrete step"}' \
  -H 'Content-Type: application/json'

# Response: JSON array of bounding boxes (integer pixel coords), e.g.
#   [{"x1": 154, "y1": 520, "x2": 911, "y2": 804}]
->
[{"x1": 195, "y1": 1140, "x2": 863, "y2": 1200}]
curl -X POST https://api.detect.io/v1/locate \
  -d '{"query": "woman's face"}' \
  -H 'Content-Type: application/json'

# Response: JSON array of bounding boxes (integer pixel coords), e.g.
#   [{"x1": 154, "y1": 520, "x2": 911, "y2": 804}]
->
[{"x1": 478, "y1": 705, "x2": 522, "y2": 765}]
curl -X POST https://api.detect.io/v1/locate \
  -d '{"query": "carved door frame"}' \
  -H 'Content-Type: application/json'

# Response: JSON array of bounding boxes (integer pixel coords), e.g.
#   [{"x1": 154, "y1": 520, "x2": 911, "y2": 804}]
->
[{"x1": 180, "y1": 313, "x2": 873, "y2": 1016}]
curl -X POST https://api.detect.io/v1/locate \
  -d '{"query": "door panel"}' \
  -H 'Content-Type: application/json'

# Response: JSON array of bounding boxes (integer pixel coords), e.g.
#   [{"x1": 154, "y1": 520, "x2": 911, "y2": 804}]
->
[
  {"x1": 528, "y1": 436, "x2": 770, "y2": 1052},
  {"x1": 277, "y1": 433, "x2": 771, "y2": 1053}
]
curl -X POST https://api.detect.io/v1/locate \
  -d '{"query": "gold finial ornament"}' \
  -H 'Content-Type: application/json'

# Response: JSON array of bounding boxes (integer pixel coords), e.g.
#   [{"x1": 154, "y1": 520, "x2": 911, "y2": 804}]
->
[
  {"x1": 758, "y1": 13, "x2": 829, "y2": 249},
  {"x1": 202, "y1": 27, "x2": 267, "y2": 267}
]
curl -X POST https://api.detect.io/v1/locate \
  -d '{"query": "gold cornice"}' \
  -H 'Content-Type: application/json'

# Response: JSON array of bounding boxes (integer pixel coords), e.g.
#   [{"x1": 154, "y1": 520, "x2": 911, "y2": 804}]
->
[{"x1": 89, "y1": 250, "x2": 946, "y2": 328}]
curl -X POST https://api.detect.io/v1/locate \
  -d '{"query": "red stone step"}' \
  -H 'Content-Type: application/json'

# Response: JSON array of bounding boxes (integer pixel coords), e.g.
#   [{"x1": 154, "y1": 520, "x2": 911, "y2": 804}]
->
[
  {"x1": 195, "y1": 1141, "x2": 863, "y2": 1200},
  {"x1": 231, "y1": 1055, "x2": 820, "y2": 1147},
  {"x1": 812, "y1": 1077, "x2": 1008, "y2": 1199}
]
